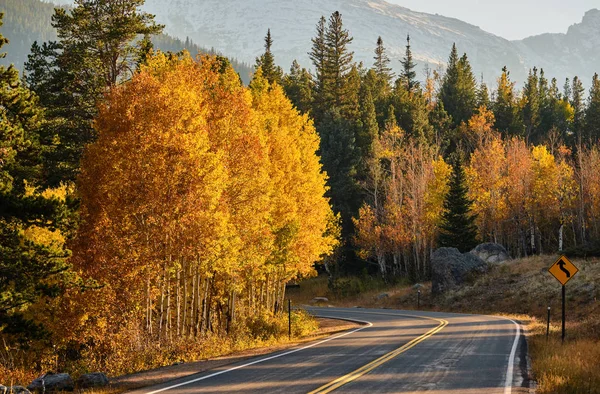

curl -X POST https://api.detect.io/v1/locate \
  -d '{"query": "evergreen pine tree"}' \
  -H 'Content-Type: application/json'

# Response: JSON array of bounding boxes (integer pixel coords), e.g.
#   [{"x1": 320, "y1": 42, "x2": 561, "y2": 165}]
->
[
  {"x1": 571, "y1": 76, "x2": 585, "y2": 148},
  {"x1": 400, "y1": 34, "x2": 418, "y2": 91},
  {"x1": 343, "y1": 64, "x2": 361, "y2": 120},
  {"x1": 309, "y1": 16, "x2": 327, "y2": 119},
  {"x1": 0, "y1": 13, "x2": 71, "y2": 341},
  {"x1": 522, "y1": 67, "x2": 541, "y2": 143},
  {"x1": 492, "y1": 66, "x2": 521, "y2": 137},
  {"x1": 255, "y1": 29, "x2": 283, "y2": 85},
  {"x1": 356, "y1": 84, "x2": 379, "y2": 162},
  {"x1": 538, "y1": 68, "x2": 553, "y2": 138},
  {"x1": 323, "y1": 11, "x2": 354, "y2": 110},
  {"x1": 476, "y1": 74, "x2": 490, "y2": 109},
  {"x1": 563, "y1": 78, "x2": 572, "y2": 101},
  {"x1": 373, "y1": 36, "x2": 394, "y2": 85},
  {"x1": 585, "y1": 73, "x2": 600, "y2": 144},
  {"x1": 438, "y1": 160, "x2": 479, "y2": 252},
  {"x1": 318, "y1": 109, "x2": 361, "y2": 238},
  {"x1": 25, "y1": 0, "x2": 163, "y2": 185},
  {"x1": 283, "y1": 60, "x2": 314, "y2": 114},
  {"x1": 429, "y1": 99, "x2": 453, "y2": 153},
  {"x1": 439, "y1": 44, "x2": 477, "y2": 128}
]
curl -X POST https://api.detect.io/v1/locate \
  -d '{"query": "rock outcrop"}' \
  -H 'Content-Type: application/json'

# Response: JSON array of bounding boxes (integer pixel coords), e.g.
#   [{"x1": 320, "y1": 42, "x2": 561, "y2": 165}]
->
[
  {"x1": 28, "y1": 373, "x2": 74, "y2": 393},
  {"x1": 470, "y1": 243, "x2": 510, "y2": 264},
  {"x1": 431, "y1": 247, "x2": 488, "y2": 294}
]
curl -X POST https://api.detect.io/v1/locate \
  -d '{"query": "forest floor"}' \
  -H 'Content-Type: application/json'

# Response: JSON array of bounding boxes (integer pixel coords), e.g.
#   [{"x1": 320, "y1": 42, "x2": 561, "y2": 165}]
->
[{"x1": 288, "y1": 254, "x2": 600, "y2": 394}]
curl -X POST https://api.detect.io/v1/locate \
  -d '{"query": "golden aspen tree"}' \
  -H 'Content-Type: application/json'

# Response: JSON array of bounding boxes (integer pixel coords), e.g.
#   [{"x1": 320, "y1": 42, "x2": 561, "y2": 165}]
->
[
  {"x1": 466, "y1": 134, "x2": 507, "y2": 242},
  {"x1": 68, "y1": 52, "x2": 337, "y2": 371},
  {"x1": 504, "y1": 138, "x2": 533, "y2": 255},
  {"x1": 73, "y1": 52, "x2": 228, "y2": 352},
  {"x1": 578, "y1": 146, "x2": 600, "y2": 240},
  {"x1": 249, "y1": 70, "x2": 337, "y2": 311}
]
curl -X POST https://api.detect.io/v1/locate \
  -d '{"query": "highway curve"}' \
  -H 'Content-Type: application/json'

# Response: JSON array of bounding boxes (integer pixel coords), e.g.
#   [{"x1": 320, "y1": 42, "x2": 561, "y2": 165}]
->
[{"x1": 129, "y1": 307, "x2": 528, "y2": 394}]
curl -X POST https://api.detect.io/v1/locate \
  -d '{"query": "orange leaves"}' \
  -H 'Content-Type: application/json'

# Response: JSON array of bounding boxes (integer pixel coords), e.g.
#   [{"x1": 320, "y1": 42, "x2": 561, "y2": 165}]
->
[
  {"x1": 353, "y1": 129, "x2": 450, "y2": 277},
  {"x1": 72, "y1": 52, "x2": 336, "y2": 350}
]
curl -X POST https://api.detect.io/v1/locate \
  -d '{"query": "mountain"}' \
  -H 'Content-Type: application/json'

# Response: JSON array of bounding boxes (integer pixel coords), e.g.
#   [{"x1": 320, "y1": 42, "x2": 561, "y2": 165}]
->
[
  {"x1": 514, "y1": 9, "x2": 600, "y2": 85},
  {"x1": 0, "y1": 0, "x2": 253, "y2": 83},
  {"x1": 140, "y1": 0, "x2": 600, "y2": 87}
]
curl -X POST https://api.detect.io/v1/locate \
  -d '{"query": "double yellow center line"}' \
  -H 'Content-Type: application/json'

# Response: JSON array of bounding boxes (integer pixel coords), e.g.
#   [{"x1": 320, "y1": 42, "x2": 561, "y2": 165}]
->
[{"x1": 308, "y1": 314, "x2": 449, "y2": 394}]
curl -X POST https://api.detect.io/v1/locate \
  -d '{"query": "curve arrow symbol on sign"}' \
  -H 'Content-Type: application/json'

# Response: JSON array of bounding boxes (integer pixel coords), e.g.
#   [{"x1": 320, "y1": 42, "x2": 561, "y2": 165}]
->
[{"x1": 558, "y1": 260, "x2": 571, "y2": 278}]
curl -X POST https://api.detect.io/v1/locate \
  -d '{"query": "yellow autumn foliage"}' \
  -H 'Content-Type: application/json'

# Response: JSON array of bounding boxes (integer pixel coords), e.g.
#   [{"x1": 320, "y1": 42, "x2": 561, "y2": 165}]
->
[{"x1": 67, "y1": 52, "x2": 336, "y2": 371}]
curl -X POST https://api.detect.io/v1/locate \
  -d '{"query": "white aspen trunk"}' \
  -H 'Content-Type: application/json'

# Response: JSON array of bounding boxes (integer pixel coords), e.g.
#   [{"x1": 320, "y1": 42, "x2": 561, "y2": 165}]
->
[
  {"x1": 176, "y1": 268, "x2": 180, "y2": 337},
  {"x1": 166, "y1": 277, "x2": 171, "y2": 340},
  {"x1": 559, "y1": 224, "x2": 564, "y2": 251},
  {"x1": 530, "y1": 219, "x2": 536, "y2": 254},
  {"x1": 146, "y1": 276, "x2": 151, "y2": 334},
  {"x1": 377, "y1": 251, "x2": 386, "y2": 280},
  {"x1": 579, "y1": 147, "x2": 586, "y2": 243},
  {"x1": 200, "y1": 277, "x2": 209, "y2": 334},
  {"x1": 196, "y1": 272, "x2": 202, "y2": 334},
  {"x1": 159, "y1": 264, "x2": 165, "y2": 339},
  {"x1": 182, "y1": 260, "x2": 187, "y2": 336},
  {"x1": 191, "y1": 267, "x2": 197, "y2": 336}
]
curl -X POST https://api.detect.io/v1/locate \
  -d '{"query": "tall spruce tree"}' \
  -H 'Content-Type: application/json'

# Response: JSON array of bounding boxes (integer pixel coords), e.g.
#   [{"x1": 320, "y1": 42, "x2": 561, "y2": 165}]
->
[
  {"x1": 255, "y1": 29, "x2": 283, "y2": 85},
  {"x1": 522, "y1": 67, "x2": 541, "y2": 143},
  {"x1": 476, "y1": 75, "x2": 490, "y2": 109},
  {"x1": 283, "y1": 60, "x2": 314, "y2": 114},
  {"x1": 0, "y1": 13, "x2": 71, "y2": 342},
  {"x1": 563, "y1": 78, "x2": 572, "y2": 101},
  {"x1": 400, "y1": 34, "x2": 418, "y2": 91},
  {"x1": 323, "y1": 11, "x2": 354, "y2": 110},
  {"x1": 571, "y1": 76, "x2": 586, "y2": 148},
  {"x1": 439, "y1": 44, "x2": 477, "y2": 128},
  {"x1": 356, "y1": 84, "x2": 379, "y2": 164},
  {"x1": 373, "y1": 36, "x2": 394, "y2": 85},
  {"x1": 25, "y1": 0, "x2": 163, "y2": 185},
  {"x1": 585, "y1": 73, "x2": 600, "y2": 144},
  {"x1": 492, "y1": 66, "x2": 521, "y2": 136},
  {"x1": 438, "y1": 160, "x2": 479, "y2": 252},
  {"x1": 309, "y1": 16, "x2": 327, "y2": 118},
  {"x1": 318, "y1": 109, "x2": 360, "y2": 238}
]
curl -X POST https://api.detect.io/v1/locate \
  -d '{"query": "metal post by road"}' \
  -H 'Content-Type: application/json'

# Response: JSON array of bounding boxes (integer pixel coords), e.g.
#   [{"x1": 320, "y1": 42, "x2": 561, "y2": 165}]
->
[
  {"x1": 562, "y1": 285, "x2": 566, "y2": 343},
  {"x1": 288, "y1": 298, "x2": 292, "y2": 340},
  {"x1": 546, "y1": 306, "x2": 550, "y2": 341},
  {"x1": 417, "y1": 290, "x2": 421, "y2": 309}
]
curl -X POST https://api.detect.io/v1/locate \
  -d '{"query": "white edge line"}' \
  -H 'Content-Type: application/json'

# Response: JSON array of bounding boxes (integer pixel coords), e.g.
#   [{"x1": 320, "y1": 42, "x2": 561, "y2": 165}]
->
[
  {"x1": 143, "y1": 317, "x2": 373, "y2": 394},
  {"x1": 504, "y1": 318, "x2": 521, "y2": 394}
]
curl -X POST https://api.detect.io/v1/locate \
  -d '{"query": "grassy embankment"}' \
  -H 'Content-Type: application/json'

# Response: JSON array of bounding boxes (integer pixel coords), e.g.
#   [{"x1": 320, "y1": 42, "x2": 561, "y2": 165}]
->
[
  {"x1": 0, "y1": 310, "x2": 331, "y2": 392},
  {"x1": 288, "y1": 255, "x2": 600, "y2": 394}
]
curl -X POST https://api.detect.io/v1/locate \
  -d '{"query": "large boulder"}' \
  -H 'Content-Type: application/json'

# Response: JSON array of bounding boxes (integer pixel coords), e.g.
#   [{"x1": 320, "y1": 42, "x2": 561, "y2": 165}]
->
[
  {"x1": 76, "y1": 373, "x2": 109, "y2": 389},
  {"x1": 28, "y1": 373, "x2": 74, "y2": 392},
  {"x1": 470, "y1": 243, "x2": 510, "y2": 264},
  {"x1": 431, "y1": 247, "x2": 488, "y2": 294}
]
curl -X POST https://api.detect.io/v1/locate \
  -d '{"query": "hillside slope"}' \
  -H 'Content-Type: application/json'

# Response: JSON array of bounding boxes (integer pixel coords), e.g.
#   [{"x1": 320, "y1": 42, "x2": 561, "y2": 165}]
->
[
  {"x1": 0, "y1": 0, "x2": 253, "y2": 83},
  {"x1": 140, "y1": 0, "x2": 600, "y2": 86}
]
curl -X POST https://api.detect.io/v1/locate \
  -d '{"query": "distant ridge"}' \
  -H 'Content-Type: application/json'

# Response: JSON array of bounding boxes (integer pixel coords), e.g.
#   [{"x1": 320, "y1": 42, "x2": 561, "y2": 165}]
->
[{"x1": 0, "y1": 0, "x2": 253, "y2": 83}]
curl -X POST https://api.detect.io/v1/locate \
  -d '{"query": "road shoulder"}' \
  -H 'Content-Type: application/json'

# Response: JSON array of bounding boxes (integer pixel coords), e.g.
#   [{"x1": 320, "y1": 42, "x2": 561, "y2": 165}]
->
[{"x1": 107, "y1": 317, "x2": 360, "y2": 393}]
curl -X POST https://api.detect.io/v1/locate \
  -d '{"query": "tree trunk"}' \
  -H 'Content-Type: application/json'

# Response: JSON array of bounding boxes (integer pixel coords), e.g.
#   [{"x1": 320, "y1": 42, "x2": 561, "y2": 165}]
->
[{"x1": 558, "y1": 224, "x2": 564, "y2": 251}]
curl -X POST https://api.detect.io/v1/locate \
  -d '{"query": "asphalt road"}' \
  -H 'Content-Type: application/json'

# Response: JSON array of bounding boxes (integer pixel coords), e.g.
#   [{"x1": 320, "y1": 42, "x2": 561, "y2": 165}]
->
[{"x1": 129, "y1": 307, "x2": 528, "y2": 394}]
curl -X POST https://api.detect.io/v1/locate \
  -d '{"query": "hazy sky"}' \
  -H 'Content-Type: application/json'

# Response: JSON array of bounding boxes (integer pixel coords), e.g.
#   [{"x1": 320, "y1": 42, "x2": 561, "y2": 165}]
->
[{"x1": 387, "y1": 0, "x2": 598, "y2": 40}]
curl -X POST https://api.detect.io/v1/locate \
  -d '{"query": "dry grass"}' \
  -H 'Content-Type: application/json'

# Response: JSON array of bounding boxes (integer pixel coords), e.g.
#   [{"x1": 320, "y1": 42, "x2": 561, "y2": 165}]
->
[{"x1": 0, "y1": 310, "x2": 323, "y2": 390}]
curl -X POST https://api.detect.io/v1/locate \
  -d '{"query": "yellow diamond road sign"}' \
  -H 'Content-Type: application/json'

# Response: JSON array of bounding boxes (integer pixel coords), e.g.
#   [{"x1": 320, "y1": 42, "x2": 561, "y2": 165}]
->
[{"x1": 548, "y1": 255, "x2": 579, "y2": 285}]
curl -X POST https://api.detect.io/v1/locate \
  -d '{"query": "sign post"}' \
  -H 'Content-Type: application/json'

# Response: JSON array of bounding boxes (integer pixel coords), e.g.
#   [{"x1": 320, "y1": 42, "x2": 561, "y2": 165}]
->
[
  {"x1": 546, "y1": 306, "x2": 550, "y2": 341},
  {"x1": 548, "y1": 255, "x2": 579, "y2": 343}
]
